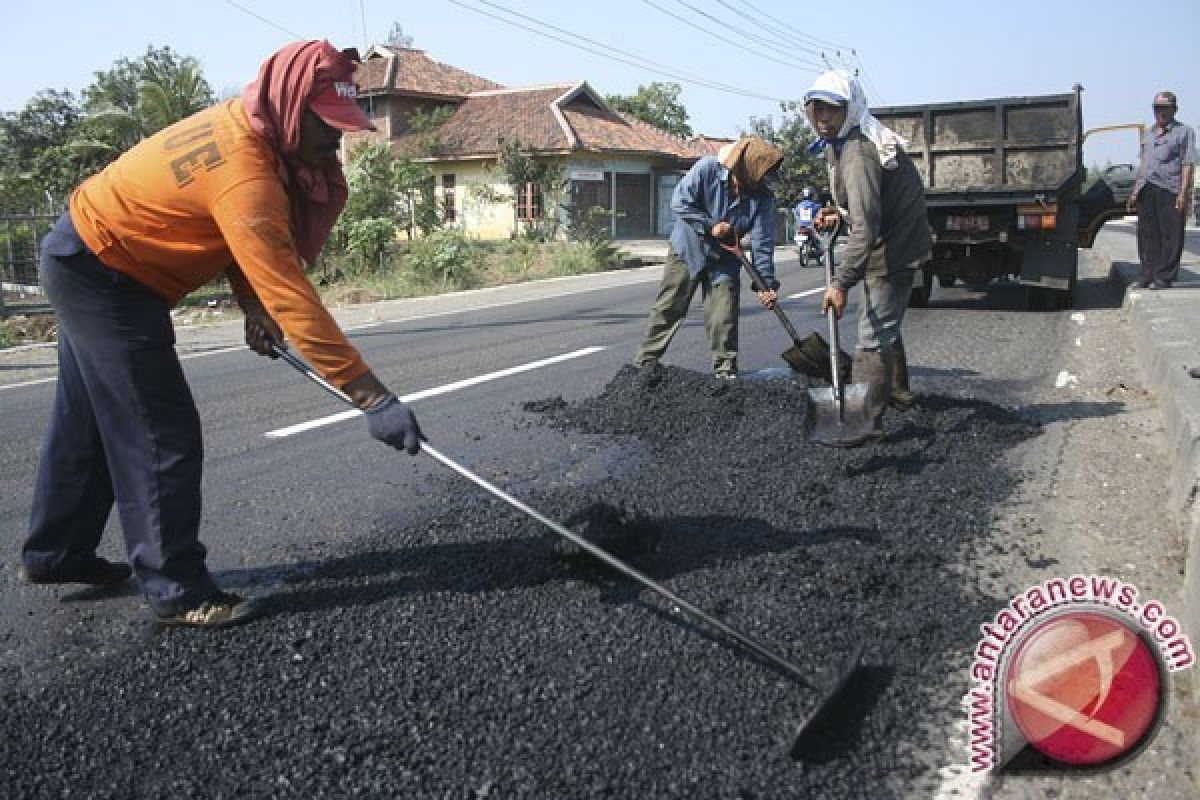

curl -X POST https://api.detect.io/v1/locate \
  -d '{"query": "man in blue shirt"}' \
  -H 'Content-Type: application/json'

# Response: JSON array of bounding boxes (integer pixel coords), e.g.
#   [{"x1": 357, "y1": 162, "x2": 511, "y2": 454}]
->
[
  {"x1": 1128, "y1": 90, "x2": 1196, "y2": 289},
  {"x1": 794, "y1": 186, "x2": 823, "y2": 263},
  {"x1": 633, "y1": 136, "x2": 783, "y2": 379}
]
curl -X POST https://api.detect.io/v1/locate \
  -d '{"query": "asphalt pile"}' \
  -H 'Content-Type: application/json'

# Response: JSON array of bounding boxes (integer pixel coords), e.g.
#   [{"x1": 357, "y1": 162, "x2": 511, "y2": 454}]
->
[{"x1": 1, "y1": 365, "x2": 1039, "y2": 798}]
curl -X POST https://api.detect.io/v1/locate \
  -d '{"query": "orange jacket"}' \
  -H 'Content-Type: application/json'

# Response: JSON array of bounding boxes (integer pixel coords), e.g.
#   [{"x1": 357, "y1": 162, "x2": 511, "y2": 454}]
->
[{"x1": 69, "y1": 98, "x2": 368, "y2": 388}]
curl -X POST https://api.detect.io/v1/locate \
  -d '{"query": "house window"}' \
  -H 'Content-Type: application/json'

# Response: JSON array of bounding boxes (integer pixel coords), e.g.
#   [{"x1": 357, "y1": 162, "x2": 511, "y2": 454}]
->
[
  {"x1": 442, "y1": 174, "x2": 456, "y2": 222},
  {"x1": 516, "y1": 182, "x2": 543, "y2": 220}
]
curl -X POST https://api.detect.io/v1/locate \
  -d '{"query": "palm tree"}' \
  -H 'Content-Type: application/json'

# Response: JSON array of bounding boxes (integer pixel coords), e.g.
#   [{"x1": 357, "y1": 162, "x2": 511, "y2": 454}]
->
[{"x1": 138, "y1": 57, "x2": 213, "y2": 134}]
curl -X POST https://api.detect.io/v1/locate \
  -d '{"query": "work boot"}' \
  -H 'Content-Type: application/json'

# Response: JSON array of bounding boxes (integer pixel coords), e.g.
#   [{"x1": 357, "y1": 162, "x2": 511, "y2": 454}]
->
[
  {"x1": 19, "y1": 556, "x2": 132, "y2": 586},
  {"x1": 795, "y1": 332, "x2": 852, "y2": 385},
  {"x1": 851, "y1": 349, "x2": 893, "y2": 441},
  {"x1": 889, "y1": 341, "x2": 915, "y2": 411}
]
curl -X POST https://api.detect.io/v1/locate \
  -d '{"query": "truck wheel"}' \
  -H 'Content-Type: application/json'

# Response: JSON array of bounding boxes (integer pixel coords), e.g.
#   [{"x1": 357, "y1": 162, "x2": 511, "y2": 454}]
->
[{"x1": 938, "y1": 274, "x2": 957, "y2": 288}]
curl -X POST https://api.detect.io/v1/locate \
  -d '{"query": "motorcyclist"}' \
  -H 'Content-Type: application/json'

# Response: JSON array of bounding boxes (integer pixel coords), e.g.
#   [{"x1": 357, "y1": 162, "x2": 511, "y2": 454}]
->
[{"x1": 793, "y1": 187, "x2": 823, "y2": 262}]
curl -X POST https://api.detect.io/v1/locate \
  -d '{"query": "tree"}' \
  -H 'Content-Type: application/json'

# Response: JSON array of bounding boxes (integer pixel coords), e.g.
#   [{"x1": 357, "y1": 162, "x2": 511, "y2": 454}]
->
[
  {"x1": 83, "y1": 45, "x2": 214, "y2": 136},
  {"x1": 605, "y1": 82, "x2": 692, "y2": 139},
  {"x1": 0, "y1": 90, "x2": 84, "y2": 211},
  {"x1": 0, "y1": 46, "x2": 215, "y2": 212},
  {"x1": 333, "y1": 140, "x2": 441, "y2": 264},
  {"x1": 138, "y1": 57, "x2": 213, "y2": 131},
  {"x1": 746, "y1": 100, "x2": 825, "y2": 207},
  {"x1": 495, "y1": 137, "x2": 567, "y2": 240}
]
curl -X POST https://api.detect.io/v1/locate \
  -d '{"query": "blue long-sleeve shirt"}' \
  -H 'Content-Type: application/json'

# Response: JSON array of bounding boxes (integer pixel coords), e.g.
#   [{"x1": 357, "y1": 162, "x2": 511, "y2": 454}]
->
[{"x1": 668, "y1": 156, "x2": 778, "y2": 289}]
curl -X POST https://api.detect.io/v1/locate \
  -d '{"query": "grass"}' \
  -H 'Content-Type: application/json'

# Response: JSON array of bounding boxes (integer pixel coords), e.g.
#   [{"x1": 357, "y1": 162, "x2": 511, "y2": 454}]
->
[{"x1": 0, "y1": 238, "x2": 636, "y2": 347}]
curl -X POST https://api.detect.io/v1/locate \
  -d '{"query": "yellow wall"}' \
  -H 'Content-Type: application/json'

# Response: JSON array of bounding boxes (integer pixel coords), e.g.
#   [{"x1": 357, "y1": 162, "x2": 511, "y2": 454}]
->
[
  {"x1": 447, "y1": 161, "x2": 519, "y2": 240},
  {"x1": 432, "y1": 155, "x2": 671, "y2": 241}
]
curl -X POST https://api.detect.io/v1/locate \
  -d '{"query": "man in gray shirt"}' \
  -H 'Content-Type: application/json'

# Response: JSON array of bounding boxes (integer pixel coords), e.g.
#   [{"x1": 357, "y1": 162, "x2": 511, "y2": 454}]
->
[
  {"x1": 804, "y1": 70, "x2": 931, "y2": 444},
  {"x1": 1128, "y1": 91, "x2": 1196, "y2": 289}
]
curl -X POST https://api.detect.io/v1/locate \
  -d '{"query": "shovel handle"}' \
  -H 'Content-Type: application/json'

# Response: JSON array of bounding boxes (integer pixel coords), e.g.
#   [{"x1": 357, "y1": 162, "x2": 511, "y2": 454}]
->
[
  {"x1": 816, "y1": 223, "x2": 844, "y2": 399},
  {"x1": 719, "y1": 242, "x2": 804, "y2": 345}
]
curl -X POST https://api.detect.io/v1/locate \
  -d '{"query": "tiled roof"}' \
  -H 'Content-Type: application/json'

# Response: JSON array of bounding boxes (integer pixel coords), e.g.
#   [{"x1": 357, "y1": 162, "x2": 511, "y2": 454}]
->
[
  {"x1": 426, "y1": 86, "x2": 576, "y2": 157},
  {"x1": 358, "y1": 46, "x2": 502, "y2": 98},
  {"x1": 688, "y1": 135, "x2": 736, "y2": 157},
  {"x1": 402, "y1": 82, "x2": 708, "y2": 161}
]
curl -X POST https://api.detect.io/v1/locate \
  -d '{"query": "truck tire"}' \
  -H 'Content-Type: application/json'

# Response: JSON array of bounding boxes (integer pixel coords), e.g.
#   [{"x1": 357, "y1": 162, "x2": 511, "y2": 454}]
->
[{"x1": 938, "y1": 274, "x2": 957, "y2": 288}]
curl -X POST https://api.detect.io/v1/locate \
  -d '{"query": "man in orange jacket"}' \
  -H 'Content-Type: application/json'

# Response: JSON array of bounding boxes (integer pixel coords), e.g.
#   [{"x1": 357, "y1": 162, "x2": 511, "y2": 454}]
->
[{"x1": 21, "y1": 41, "x2": 420, "y2": 628}]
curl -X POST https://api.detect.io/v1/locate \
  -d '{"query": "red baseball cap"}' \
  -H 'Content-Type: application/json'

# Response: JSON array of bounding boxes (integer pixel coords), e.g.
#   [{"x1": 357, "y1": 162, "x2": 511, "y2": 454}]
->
[{"x1": 309, "y1": 78, "x2": 375, "y2": 132}]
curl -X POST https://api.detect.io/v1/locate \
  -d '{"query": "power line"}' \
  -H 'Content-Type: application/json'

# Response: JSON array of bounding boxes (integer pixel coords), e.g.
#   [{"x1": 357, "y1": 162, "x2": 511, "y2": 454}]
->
[
  {"x1": 448, "y1": 0, "x2": 791, "y2": 103},
  {"x1": 737, "y1": 0, "x2": 851, "y2": 53},
  {"x1": 221, "y1": 0, "x2": 304, "y2": 39},
  {"x1": 712, "y1": 0, "x2": 828, "y2": 60},
  {"x1": 668, "y1": 0, "x2": 826, "y2": 69},
  {"x1": 641, "y1": 0, "x2": 823, "y2": 73}
]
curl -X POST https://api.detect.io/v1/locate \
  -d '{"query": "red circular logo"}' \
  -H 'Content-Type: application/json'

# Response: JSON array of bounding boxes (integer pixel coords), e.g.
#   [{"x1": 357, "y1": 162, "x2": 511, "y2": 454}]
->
[{"x1": 1004, "y1": 610, "x2": 1164, "y2": 766}]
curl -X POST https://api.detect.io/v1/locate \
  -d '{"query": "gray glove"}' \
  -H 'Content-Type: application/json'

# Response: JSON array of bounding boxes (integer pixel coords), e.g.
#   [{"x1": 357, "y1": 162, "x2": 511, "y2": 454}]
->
[{"x1": 365, "y1": 395, "x2": 423, "y2": 455}]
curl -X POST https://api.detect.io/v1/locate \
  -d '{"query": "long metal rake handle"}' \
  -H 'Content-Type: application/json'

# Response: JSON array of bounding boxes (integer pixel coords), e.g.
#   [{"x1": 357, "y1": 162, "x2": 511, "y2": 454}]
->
[{"x1": 269, "y1": 343, "x2": 817, "y2": 688}]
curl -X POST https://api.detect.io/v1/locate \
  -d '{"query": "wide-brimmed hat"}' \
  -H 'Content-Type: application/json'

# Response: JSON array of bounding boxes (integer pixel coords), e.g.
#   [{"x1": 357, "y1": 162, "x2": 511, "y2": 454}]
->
[{"x1": 718, "y1": 136, "x2": 784, "y2": 185}]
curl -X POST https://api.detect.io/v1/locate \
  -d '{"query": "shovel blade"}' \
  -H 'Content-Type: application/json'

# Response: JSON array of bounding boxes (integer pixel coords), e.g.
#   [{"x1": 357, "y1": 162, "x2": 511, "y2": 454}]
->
[
  {"x1": 806, "y1": 383, "x2": 874, "y2": 446},
  {"x1": 780, "y1": 344, "x2": 814, "y2": 375}
]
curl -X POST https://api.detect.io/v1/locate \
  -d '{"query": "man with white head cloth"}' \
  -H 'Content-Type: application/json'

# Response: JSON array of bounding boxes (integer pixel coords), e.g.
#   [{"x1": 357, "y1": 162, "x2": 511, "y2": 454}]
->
[{"x1": 805, "y1": 70, "x2": 931, "y2": 442}]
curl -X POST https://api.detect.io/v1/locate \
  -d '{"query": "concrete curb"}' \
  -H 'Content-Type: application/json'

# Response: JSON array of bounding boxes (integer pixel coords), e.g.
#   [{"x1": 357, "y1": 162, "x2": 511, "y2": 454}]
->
[{"x1": 1110, "y1": 261, "x2": 1200, "y2": 693}]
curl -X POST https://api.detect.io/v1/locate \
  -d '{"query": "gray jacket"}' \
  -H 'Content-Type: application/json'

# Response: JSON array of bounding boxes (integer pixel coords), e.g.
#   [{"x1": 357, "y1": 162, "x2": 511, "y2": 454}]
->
[{"x1": 826, "y1": 130, "x2": 931, "y2": 289}]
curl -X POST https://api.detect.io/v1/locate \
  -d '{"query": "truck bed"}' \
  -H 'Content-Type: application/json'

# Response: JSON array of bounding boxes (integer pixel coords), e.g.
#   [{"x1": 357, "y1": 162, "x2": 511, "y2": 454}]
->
[{"x1": 872, "y1": 91, "x2": 1082, "y2": 206}]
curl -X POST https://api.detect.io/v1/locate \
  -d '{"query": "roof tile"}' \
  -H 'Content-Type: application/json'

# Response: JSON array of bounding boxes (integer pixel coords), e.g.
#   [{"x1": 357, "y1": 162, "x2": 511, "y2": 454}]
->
[{"x1": 359, "y1": 46, "x2": 502, "y2": 97}]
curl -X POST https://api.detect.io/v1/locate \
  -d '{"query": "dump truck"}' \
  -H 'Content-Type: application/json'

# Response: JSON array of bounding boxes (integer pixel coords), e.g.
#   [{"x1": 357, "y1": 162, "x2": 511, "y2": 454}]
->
[{"x1": 872, "y1": 86, "x2": 1138, "y2": 309}]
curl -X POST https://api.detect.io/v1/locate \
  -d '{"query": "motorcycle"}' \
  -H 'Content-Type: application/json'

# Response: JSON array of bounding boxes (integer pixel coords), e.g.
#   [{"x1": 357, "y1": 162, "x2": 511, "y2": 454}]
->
[{"x1": 794, "y1": 227, "x2": 822, "y2": 267}]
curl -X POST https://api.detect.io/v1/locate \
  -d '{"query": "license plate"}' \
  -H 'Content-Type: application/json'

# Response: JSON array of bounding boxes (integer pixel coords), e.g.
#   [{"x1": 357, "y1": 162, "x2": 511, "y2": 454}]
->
[{"x1": 945, "y1": 215, "x2": 989, "y2": 232}]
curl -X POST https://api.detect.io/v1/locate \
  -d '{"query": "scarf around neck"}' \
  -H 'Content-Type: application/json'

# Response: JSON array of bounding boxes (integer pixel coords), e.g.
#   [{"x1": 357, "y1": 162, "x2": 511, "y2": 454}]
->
[
  {"x1": 241, "y1": 40, "x2": 358, "y2": 264},
  {"x1": 804, "y1": 70, "x2": 908, "y2": 170}
]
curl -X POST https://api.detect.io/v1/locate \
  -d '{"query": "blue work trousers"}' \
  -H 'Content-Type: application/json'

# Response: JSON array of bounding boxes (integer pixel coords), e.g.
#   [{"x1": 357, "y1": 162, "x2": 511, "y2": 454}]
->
[{"x1": 23, "y1": 214, "x2": 218, "y2": 615}]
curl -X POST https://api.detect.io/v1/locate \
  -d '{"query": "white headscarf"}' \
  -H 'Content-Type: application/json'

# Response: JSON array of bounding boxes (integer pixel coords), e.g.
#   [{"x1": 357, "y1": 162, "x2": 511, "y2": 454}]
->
[{"x1": 804, "y1": 70, "x2": 908, "y2": 170}]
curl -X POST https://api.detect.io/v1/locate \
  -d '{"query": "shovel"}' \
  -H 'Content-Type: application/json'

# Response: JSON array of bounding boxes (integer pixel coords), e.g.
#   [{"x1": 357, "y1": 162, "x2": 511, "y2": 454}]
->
[
  {"x1": 807, "y1": 227, "x2": 873, "y2": 447},
  {"x1": 269, "y1": 342, "x2": 862, "y2": 758},
  {"x1": 720, "y1": 240, "x2": 820, "y2": 375}
]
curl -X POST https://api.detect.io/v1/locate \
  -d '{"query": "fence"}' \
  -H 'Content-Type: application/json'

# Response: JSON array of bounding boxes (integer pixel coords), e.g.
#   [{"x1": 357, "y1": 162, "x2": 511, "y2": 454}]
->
[{"x1": 1, "y1": 213, "x2": 58, "y2": 315}]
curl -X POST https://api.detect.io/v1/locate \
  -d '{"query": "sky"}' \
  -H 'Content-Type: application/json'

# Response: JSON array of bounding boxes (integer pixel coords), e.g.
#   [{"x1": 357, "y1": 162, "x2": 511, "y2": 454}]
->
[{"x1": 4, "y1": 0, "x2": 1199, "y2": 167}]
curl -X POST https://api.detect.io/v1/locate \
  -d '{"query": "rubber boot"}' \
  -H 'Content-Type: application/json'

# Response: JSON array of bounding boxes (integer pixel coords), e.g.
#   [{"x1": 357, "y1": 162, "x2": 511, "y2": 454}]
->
[
  {"x1": 851, "y1": 349, "x2": 893, "y2": 442},
  {"x1": 890, "y1": 341, "x2": 915, "y2": 411}
]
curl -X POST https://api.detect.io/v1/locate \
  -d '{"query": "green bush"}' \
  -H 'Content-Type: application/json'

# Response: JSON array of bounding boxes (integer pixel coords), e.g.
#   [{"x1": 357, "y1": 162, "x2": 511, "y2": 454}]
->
[
  {"x1": 550, "y1": 240, "x2": 621, "y2": 276},
  {"x1": 406, "y1": 228, "x2": 477, "y2": 289},
  {"x1": 344, "y1": 218, "x2": 396, "y2": 268}
]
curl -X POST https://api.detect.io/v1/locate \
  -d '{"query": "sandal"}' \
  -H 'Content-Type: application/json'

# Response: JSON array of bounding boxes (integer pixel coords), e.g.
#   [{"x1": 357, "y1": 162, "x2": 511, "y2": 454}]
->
[{"x1": 156, "y1": 592, "x2": 264, "y2": 629}]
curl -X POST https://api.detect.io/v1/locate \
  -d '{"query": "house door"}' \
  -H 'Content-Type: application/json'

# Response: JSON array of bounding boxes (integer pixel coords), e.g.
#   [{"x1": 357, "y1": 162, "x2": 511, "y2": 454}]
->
[
  {"x1": 656, "y1": 174, "x2": 680, "y2": 236},
  {"x1": 615, "y1": 173, "x2": 653, "y2": 238}
]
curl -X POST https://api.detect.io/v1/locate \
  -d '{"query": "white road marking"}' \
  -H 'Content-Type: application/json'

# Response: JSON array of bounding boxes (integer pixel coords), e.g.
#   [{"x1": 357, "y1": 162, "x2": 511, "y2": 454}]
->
[
  {"x1": 786, "y1": 287, "x2": 824, "y2": 299},
  {"x1": 264, "y1": 346, "x2": 607, "y2": 439},
  {"x1": 0, "y1": 345, "x2": 250, "y2": 392},
  {"x1": 0, "y1": 267, "x2": 662, "y2": 393}
]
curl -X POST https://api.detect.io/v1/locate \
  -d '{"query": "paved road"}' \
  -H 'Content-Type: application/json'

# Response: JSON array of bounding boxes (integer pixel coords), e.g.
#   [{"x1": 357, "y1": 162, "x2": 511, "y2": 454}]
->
[{"x1": 0, "y1": 231, "x2": 1195, "y2": 797}]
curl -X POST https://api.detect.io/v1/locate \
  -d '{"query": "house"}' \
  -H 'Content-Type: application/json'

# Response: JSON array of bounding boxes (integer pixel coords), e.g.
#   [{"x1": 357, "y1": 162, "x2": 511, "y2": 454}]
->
[{"x1": 347, "y1": 46, "x2": 720, "y2": 240}]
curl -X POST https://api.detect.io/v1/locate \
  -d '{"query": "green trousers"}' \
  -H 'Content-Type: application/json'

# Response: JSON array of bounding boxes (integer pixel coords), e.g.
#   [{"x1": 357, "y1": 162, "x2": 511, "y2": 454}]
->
[{"x1": 633, "y1": 250, "x2": 739, "y2": 375}]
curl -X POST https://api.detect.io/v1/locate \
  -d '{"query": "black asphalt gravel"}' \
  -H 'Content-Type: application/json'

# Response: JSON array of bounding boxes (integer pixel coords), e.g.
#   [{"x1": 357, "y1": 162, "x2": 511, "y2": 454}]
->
[{"x1": 1, "y1": 365, "x2": 1039, "y2": 798}]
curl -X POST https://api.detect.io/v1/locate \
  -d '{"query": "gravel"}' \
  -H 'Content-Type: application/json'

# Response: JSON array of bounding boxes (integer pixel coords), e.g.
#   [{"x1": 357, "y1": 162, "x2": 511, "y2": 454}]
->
[{"x1": 1, "y1": 365, "x2": 1040, "y2": 799}]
